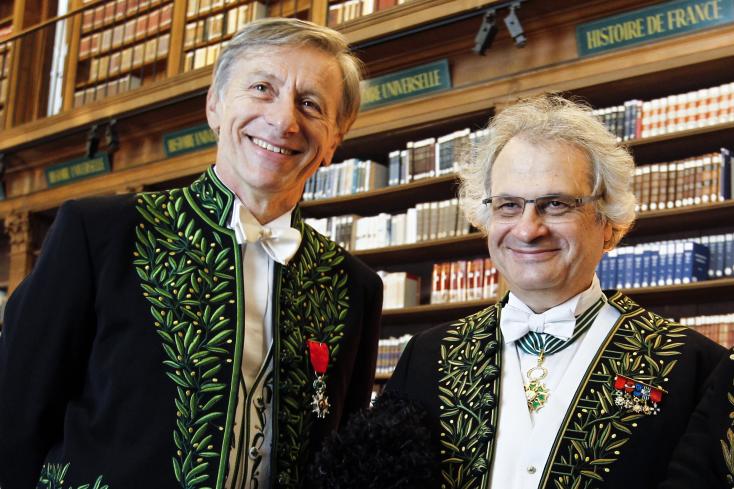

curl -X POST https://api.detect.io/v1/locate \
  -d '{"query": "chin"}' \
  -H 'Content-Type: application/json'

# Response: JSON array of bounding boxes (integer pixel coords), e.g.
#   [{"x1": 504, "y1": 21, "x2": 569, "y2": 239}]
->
[{"x1": 511, "y1": 273, "x2": 563, "y2": 292}]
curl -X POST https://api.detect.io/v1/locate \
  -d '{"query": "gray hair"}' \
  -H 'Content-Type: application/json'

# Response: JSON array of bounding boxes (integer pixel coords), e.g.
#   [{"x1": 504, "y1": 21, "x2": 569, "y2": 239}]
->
[
  {"x1": 459, "y1": 94, "x2": 636, "y2": 248},
  {"x1": 212, "y1": 17, "x2": 364, "y2": 134}
]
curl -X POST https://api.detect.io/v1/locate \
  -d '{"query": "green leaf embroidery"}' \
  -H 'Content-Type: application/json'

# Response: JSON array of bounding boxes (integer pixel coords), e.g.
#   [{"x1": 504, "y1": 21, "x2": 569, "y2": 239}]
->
[{"x1": 135, "y1": 184, "x2": 235, "y2": 489}]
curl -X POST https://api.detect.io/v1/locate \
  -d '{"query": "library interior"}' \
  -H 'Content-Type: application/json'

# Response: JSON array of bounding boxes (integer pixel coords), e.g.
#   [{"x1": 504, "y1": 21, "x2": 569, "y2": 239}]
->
[{"x1": 0, "y1": 0, "x2": 733, "y2": 486}]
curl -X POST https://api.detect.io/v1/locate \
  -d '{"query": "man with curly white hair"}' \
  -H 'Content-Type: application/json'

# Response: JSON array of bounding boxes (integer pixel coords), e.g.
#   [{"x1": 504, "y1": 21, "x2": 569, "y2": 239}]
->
[{"x1": 387, "y1": 94, "x2": 725, "y2": 489}]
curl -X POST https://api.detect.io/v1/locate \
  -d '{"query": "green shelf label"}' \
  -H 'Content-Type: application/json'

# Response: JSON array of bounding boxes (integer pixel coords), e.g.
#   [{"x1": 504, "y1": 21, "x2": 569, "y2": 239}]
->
[
  {"x1": 577, "y1": 0, "x2": 734, "y2": 57},
  {"x1": 360, "y1": 59, "x2": 452, "y2": 111},
  {"x1": 46, "y1": 153, "x2": 111, "y2": 188},
  {"x1": 163, "y1": 123, "x2": 217, "y2": 158}
]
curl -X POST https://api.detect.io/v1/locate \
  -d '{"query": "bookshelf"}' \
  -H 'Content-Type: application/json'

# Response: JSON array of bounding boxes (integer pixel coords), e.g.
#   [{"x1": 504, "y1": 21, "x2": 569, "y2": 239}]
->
[
  {"x1": 73, "y1": 0, "x2": 174, "y2": 108},
  {"x1": 0, "y1": 0, "x2": 732, "y2": 356},
  {"x1": 382, "y1": 298, "x2": 496, "y2": 325},
  {"x1": 182, "y1": 0, "x2": 266, "y2": 73},
  {"x1": 352, "y1": 233, "x2": 486, "y2": 266},
  {"x1": 376, "y1": 278, "x2": 734, "y2": 326},
  {"x1": 326, "y1": 0, "x2": 412, "y2": 27},
  {"x1": 300, "y1": 68, "x2": 734, "y2": 355}
]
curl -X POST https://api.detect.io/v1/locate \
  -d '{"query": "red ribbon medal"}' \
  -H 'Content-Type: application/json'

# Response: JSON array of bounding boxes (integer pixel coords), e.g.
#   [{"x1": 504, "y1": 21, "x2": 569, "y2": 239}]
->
[
  {"x1": 307, "y1": 340, "x2": 330, "y2": 418},
  {"x1": 613, "y1": 374, "x2": 665, "y2": 415}
]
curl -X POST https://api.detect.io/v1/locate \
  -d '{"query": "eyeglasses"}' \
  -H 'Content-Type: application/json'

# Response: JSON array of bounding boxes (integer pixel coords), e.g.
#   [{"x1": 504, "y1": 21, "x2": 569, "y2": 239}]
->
[{"x1": 481, "y1": 194, "x2": 601, "y2": 223}]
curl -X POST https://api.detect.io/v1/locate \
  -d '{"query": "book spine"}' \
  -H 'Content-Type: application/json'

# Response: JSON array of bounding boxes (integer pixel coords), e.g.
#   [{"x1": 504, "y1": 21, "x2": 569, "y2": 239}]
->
[
  {"x1": 632, "y1": 245, "x2": 644, "y2": 288},
  {"x1": 725, "y1": 233, "x2": 734, "y2": 277},
  {"x1": 673, "y1": 242, "x2": 684, "y2": 284}
]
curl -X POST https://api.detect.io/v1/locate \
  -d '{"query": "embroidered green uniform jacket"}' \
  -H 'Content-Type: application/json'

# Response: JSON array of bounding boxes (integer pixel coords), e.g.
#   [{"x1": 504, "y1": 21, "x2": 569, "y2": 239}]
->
[
  {"x1": 387, "y1": 292, "x2": 725, "y2": 489},
  {"x1": 0, "y1": 169, "x2": 383, "y2": 489}
]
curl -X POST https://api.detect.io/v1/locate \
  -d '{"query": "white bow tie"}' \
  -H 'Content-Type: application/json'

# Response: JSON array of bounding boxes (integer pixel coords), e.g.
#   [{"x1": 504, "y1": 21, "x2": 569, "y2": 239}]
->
[
  {"x1": 501, "y1": 304, "x2": 576, "y2": 343},
  {"x1": 238, "y1": 206, "x2": 302, "y2": 266}
]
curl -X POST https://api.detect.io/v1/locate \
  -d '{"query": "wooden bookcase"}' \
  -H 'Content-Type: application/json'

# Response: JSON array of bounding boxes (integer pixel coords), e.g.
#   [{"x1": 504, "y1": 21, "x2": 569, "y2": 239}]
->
[
  {"x1": 71, "y1": 0, "x2": 175, "y2": 108},
  {"x1": 326, "y1": 0, "x2": 410, "y2": 27},
  {"x1": 0, "y1": 0, "x2": 732, "y2": 352}
]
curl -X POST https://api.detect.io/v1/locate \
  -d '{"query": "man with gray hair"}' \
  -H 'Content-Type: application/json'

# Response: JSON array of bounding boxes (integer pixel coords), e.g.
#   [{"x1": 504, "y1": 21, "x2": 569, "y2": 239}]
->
[
  {"x1": 387, "y1": 94, "x2": 724, "y2": 489},
  {"x1": 0, "y1": 18, "x2": 382, "y2": 489}
]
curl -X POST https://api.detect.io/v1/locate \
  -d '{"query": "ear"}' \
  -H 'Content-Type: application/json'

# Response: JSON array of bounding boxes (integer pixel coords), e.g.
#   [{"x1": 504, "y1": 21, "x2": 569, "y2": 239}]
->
[
  {"x1": 602, "y1": 221, "x2": 614, "y2": 251},
  {"x1": 206, "y1": 85, "x2": 222, "y2": 135}
]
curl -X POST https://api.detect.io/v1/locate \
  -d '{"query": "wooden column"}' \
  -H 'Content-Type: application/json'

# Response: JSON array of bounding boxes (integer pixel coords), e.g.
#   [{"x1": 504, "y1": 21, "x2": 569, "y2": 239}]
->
[
  {"x1": 7, "y1": 0, "x2": 60, "y2": 126},
  {"x1": 61, "y1": 0, "x2": 83, "y2": 112},
  {"x1": 167, "y1": 0, "x2": 187, "y2": 77},
  {"x1": 310, "y1": 0, "x2": 328, "y2": 25},
  {"x1": 4, "y1": 211, "x2": 33, "y2": 294}
]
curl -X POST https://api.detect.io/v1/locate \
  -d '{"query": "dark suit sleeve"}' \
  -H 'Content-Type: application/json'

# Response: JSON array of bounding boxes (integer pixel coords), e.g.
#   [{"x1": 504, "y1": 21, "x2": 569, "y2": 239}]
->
[
  {"x1": 385, "y1": 330, "x2": 439, "y2": 408},
  {"x1": 659, "y1": 350, "x2": 734, "y2": 489},
  {"x1": 340, "y1": 271, "x2": 382, "y2": 421},
  {"x1": 0, "y1": 201, "x2": 96, "y2": 488},
  {"x1": 385, "y1": 333, "x2": 417, "y2": 396}
]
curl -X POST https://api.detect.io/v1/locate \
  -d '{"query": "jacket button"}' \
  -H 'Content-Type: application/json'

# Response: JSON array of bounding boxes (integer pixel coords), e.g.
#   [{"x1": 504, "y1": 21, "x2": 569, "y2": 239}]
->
[{"x1": 249, "y1": 447, "x2": 259, "y2": 460}]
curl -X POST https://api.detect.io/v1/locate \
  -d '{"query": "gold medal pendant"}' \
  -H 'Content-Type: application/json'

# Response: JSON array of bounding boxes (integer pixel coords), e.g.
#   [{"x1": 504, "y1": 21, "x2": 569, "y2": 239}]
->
[{"x1": 525, "y1": 352, "x2": 550, "y2": 412}]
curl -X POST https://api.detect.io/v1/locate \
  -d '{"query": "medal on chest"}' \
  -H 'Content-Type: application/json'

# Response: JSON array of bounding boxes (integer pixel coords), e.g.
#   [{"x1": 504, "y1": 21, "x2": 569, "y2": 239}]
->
[
  {"x1": 307, "y1": 340, "x2": 330, "y2": 418},
  {"x1": 612, "y1": 374, "x2": 665, "y2": 415},
  {"x1": 525, "y1": 351, "x2": 550, "y2": 412}
]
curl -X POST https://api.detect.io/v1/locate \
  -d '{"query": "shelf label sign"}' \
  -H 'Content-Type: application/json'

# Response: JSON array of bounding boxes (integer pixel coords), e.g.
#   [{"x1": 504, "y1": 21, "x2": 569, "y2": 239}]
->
[
  {"x1": 360, "y1": 59, "x2": 451, "y2": 111},
  {"x1": 45, "y1": 153, "x2": 110, "y2": 188},
  {"x1": 163, "y1": 124, "x2": 217, "y2": 158},
  {"x1": 577, "y1": 0, "x2": 734, "y2": 57}
]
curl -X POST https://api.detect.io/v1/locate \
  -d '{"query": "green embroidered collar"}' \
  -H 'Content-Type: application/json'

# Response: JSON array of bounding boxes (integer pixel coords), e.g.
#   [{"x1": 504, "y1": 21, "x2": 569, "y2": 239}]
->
[{"x1": 437, "y1": 291, "x2": 687, "y2": 489}]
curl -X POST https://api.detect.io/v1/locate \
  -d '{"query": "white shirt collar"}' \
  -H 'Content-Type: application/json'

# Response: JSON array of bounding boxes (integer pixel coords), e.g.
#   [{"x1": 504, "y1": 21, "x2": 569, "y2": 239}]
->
[{"x1": 502, "y1": 275, "x2": 605, "y2": 344}]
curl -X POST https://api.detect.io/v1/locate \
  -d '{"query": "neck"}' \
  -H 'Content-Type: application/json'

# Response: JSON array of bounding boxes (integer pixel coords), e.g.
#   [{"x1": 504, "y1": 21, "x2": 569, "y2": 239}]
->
[
  {"x1": 238, "y1": 193, "x2": 294, "y2": 224},
  {"x1": 513, "y1": 282, "x2": 593, "y2": 314},
  {"x1": 214, "y1": 165, "x2": 298, "y2": 225}
]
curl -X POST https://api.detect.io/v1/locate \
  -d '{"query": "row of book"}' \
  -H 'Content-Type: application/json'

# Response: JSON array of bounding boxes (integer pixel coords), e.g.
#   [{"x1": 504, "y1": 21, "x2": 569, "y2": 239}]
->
[
  {"x1": 84, "y1": 33, "x2": 169, "y2": 85},
  {"x1": 680, "y1": 314, "x2": 734, "y2": 348},
  {"x1": 375, "y1": 334, "x2": 412, "y2": 377},
  {"x1": 302, "y1": 159, "x2": 387, "y2": 201},
  {"x1": 79, "y1": 3, "x2": 172, "y2": 60},
  {"x1": 328, "y1": 0, "x2": 409, "y2": 26},
  {"x1": 73, "y1": 74, "x2": 141, "y2": 108},
  {"x1": 596, "y1": 237, "x2": 725, "y2": 290},
  {"x1": 184, "y1": 42, "x2": 222, "y2": 73},
  {"x1": 701, "y1": 233, "x2": 734, "y2": 278},
  {"x1": 186, "y1": 0, "x2": 260, "y2": 18},
  {"x1": 594, "y1": 81, "x2": 734, "y2": 141},
  {"x1": 378, "y1": 271, "x2": 419, "y2": 309},
  {"x1": 431, "y1": 258, "x2": 500, "y2": 304},
  {"x1": 81, "y1": 0, "x2": 169, "y2": 33},
  {"x1": 633, "y1": 149, "x2": 732, "y2": 212},
  {"x1": 388, "y1": 128, "x2": 487, "y2": 186},
  {"x1": 183, "y1": 3, "x2": 265, "y2": 50},
  {"x1": 305, "y1": 198, "x2": 472, "y2": 251}
]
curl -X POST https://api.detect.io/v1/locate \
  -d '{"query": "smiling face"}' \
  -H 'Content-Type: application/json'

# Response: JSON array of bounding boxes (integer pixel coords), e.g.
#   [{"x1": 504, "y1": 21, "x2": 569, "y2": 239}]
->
[
  {"x1": 206, "y1": 45, "x2": 344, "y2": 217},
  {"x1": 487, "y1": 135, "x2": 612, "y2": 312}
]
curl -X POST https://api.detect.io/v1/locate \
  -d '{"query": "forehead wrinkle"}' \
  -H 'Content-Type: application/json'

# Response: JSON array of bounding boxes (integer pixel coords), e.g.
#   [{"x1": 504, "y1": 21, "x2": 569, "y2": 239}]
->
[{"x1": 492, "y1": 138, "x2": 592, "y2": 198}]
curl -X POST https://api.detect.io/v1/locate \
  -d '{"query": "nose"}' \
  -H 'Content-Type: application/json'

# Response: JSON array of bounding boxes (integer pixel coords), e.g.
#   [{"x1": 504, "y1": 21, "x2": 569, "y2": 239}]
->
[
  {"x1": 510, "y1": 203, "x2": 549, "y2": 242},
  {"x1": 265, "y1": 96, "x2": 299, "y2": 136}
]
